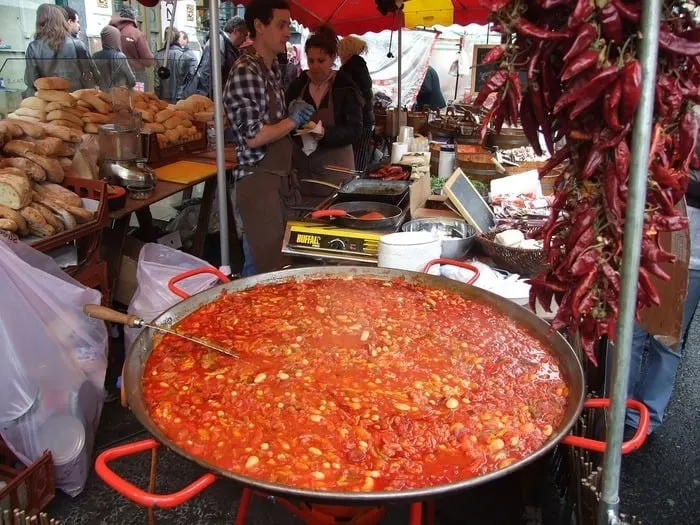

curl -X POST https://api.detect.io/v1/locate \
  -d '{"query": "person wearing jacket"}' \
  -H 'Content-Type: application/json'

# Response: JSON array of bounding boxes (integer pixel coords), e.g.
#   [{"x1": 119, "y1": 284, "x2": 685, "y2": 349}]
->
[
  {"x1": 622, "y1": 120, "x2": 700, "y2": 440},
  {"x1": 196, "y1": 17, "x2": 248, "y2": 98},
  {"x1": 93, "y1": 25, "x2": 136, "y2": 91},
  {"x1": 154, "y1": 27, "x2": 187, "y2": 103},
  {"x1": 24, "y1": 4, "x2": 100, "y2": 97},
  {"x1": 415, "y1": 66, "x2": 446, "y2": 111},
  {"x1": 179, "y1": 31, "x2": 199, "y2": 97},
  {"x1": 339, "y1": 36, "x2": 375, "y2": 172},
  {"x1": 287, "y1": 25, "x2": 363, "y2": 202},
  {"x1": 110, "y1": 6, "x2": 154, "y2": 86}
]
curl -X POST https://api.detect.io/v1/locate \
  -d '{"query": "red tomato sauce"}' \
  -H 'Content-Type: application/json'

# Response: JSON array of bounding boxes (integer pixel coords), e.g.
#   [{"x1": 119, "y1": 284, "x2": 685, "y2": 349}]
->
[{"x1": 143, "y1": 277, "x2": 569, "y2": 492}]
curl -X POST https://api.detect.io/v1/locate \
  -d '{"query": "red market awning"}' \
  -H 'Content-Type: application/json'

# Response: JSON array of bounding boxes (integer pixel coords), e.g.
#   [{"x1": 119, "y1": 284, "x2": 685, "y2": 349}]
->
[{"x1": 237, "y1": 0, "x2": 490, "y2": 35}]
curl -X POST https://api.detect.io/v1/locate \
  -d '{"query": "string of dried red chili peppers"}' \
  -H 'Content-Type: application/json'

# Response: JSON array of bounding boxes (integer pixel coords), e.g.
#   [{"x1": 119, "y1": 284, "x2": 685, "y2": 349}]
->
[{"x1": 476, "y1": 0, "x2": 700, "y2": 363}]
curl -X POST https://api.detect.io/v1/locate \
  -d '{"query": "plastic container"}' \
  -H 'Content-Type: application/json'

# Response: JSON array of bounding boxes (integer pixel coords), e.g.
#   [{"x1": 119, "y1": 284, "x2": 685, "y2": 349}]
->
[
  {"x1": 37, "y1": 414, "x2": 86, "y2": 490},
  {"x1": 438, "y1": 144, "x2": 456, "y2": 179},
  {"x1": 378, "y1": 232, "x2": 441, "y2": 275}
]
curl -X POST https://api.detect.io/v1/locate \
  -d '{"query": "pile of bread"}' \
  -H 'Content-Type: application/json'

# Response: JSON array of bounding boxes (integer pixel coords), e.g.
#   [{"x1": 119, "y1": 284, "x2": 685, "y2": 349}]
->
[
  {"x1": 132, "y1": 93, "x2": 211, "y2": 149},
  {"x1": 9, "y1": 77, "x2": 114, "y2": 135},
  {"x1": 0, "y1": 118, "x2": 93, "y2": 238}
]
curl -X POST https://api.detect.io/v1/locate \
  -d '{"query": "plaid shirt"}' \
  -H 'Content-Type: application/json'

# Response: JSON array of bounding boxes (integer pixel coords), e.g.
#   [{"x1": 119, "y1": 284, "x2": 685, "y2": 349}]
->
[{"x1": 223, "y1": 51, "x2": 287, "y2": 176}]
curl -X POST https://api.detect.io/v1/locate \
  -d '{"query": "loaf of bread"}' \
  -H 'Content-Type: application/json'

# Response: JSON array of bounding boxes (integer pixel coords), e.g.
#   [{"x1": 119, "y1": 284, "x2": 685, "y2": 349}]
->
[
  {"x1": 144, "y1": 122, "x2": 165, "y2": 133},
  {"x1": 83, "y1": 123, "x2": 100, "y2": 134},
  {"x1": 194, "y1": 111, "x2": 214, "y2": 122},
  {"x1": 163, "y1": 116, "x2": 183, "y2": 130},
  {"x1": 20, "y1": 97, "x2": 48, "y2": 111},
  {"x1": 47, "y1": 109, "x2": 83, "y2": 127},
  {"x1": 45, "y1": 100, "x2": 76, "y2": 111},
  {"x1": 8, "y1": 114, "x2": 40, "y2": 123},
  {"x1": 41, "y1": 123, "x2": 83, "y2": 143},
  {"x1": 82, "y1": 112, "x2": 112, "y2": 124},
  {"x1": 19, "y1": 206, "x2": 54, "y2": 237},
  {"x1": 0, "y1": 218, "x2": 18, "y2": 232},
  {"x1": 33, "y1": 182, "x2": 82, "y2": 207},
  {"x1": 155, "y1": 109, "x2": 174, "y2": 123},
  {"x1": 34, "y1": 77, "x2": 71, "y2": 91},
  {"x1": 36, "y1": 90, "x2": 75, "y2": 105},
  {"x1": 0, "y1": 120, "x2": 25, "y2": 139},
  {"x1": 37, "y1": 197, "x2": 77, "y2": 230},
  {"x1": 0, "y1": 204, "x2": 28, "y2": 235},
  {"x1": 14, "y1": 107, "x2": 46, "y2": 120},
  {"x1": 28, "y1": 137, "x2": 74, "y2": 157},
  {"x1": 74, "y1": 92, "x2": 111, "y2": 114},
  {"x1": 29, "y1": 202, "x2": 64, "y2": 232},
  {"x1": 50, "y1": 119, "x2": 82, "y2": 130},
  {"x1": 0, "y1": 172, "x2": 32, "y2": 209},
  {"x1": 4, "y1": 140, "x2": 36, "y2": 157},
  {"x1": 23, "y1": 153, "x2": 64, "y2": 183},
  {"x1": 0, "y1": 157, "x2": 46, "y2": 182},
  {"x1": 12, "y1": 119, "x2": 46, "y2": 139}
]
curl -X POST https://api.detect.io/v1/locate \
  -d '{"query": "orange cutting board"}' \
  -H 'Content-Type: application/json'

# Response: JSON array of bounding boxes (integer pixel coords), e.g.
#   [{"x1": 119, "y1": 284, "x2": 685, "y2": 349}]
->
[{"x1": 154, "y1": 161, "x2": 218, "y2": 184}]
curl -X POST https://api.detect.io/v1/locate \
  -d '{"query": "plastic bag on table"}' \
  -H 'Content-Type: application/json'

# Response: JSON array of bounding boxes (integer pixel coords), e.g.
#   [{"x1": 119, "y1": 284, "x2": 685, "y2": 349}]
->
[
  {"x1": 123, "y1": 243, "x2": 221, "y2": 352},
  {"x1": 0, "y1": 236, "x2": 108, "y2": 497}
]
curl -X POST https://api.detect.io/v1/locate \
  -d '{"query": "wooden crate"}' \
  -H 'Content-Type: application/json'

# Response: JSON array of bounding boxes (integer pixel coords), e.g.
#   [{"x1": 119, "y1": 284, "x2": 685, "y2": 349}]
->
[{"x1": 0, "y1": 439, "x2": 55, "y2": 515}]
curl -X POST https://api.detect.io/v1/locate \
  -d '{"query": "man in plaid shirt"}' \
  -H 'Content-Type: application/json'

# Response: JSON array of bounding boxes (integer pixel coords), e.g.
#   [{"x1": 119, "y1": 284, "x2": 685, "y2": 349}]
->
[{"x1": 223, "y1": 0, "x2": 314, "y2": 275}]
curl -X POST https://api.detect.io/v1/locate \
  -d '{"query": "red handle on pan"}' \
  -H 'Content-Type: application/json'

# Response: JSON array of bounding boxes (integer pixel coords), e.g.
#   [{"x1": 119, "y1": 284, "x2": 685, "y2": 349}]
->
[
  {"x1": 94, "y1": 439, "x2": 217, "y2": 507},
  {"x1": 168, "y1": 267, "x2": 231, "y2": 299},
  {"x1": 561, "y1": 398, "x2": 650, "y2": 454},
  {"x1": 310, "y1": 209, "x2": 348, "y2": 219},
  {"x1": 423, "y1": 259, "x2": 480, "y2": 285}
]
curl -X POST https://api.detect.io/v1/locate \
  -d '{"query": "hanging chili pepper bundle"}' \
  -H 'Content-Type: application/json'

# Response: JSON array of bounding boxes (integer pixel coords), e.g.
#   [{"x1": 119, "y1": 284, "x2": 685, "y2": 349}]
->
[{"x1": 476, "y1": 0, "x2": 699, "y2": 363}]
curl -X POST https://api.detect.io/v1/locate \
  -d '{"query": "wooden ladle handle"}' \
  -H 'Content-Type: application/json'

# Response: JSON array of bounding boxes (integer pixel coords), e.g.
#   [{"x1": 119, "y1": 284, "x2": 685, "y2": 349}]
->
[{"x1": 84, "y1": 304, "x2": 141, "y2": 328}]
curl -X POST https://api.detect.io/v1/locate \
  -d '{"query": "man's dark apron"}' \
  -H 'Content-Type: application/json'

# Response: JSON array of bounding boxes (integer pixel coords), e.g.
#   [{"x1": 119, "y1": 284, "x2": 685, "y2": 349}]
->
[
  {"x1": 235, "y1": 82, "x2": 298, "y2": 274},
  {"x1": 293, "y1": 77, "x2": 355, "y2": 201}
]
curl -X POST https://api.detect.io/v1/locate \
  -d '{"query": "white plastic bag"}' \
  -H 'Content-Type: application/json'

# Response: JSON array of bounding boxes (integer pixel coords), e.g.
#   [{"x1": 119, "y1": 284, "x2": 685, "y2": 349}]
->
[
  {"x1": 0, "y1": 236, "x2": 108, "y2": 496},
  {"x1": 124, "y1": 243, "x2": 221, "y2": 352}
]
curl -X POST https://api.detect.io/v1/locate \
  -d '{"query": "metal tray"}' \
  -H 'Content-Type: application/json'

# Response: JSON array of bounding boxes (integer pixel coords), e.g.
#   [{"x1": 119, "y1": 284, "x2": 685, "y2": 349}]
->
[{"x1": 336, "y1": 179, "x2": 410, "y2": 204}]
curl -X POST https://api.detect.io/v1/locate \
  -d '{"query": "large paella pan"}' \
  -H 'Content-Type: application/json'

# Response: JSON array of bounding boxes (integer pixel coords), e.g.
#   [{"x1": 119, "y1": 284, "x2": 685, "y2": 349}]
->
[{"x1": 97, "y1": 264, "x2": 648, "y2": 506}]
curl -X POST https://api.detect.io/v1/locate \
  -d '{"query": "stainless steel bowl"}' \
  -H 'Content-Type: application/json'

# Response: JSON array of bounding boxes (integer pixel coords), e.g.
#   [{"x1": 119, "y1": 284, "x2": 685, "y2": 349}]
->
[{"x1": 402, "y1": 218, "x2": 476, "y2": 259}]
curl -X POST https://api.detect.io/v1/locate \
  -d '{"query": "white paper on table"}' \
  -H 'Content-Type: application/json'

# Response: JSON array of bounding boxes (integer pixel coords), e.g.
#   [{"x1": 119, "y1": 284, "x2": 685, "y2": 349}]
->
[{"x1": 490, "y1": 170, "x2": 543, "y2": 199}]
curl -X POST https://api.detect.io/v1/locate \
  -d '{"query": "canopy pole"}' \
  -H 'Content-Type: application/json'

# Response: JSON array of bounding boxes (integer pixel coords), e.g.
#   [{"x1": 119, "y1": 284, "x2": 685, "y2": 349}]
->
[
  {"x1": 397, "y1": 19, "x2": 403, "y2": 109},
  {"x1": 209, "y1": 0, "x2": 231, "y2": 275},
  {"x1": 597, "y1": 1, "x2": 661, "y2": 523}
]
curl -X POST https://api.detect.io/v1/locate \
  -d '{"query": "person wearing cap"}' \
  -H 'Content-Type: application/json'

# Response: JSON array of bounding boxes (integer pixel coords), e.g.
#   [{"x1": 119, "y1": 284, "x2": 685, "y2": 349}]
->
[
  {"x1": 196, "y1": 16, "x2": 249, "y2": 98},
  {"x1": 110, "y1": 6, "x2": 154, "y2": 86},
  {"x1": 93, "y1": 25, "x2": 136, "y2": 90},
  {"x1": 223, "y1": 0, "x2": 314, "y2": 276}
]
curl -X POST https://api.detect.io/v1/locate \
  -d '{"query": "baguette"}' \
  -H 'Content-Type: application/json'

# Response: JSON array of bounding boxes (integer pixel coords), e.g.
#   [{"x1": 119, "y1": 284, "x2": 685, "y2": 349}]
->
[
  {"x1": 23, "y1": 153, "x2": 65, "y2": 183},
  {"x1": 34, "y1": 77, "x2": 71, "y2": 91},
  {"x1": 0, "y1": 204, "x2": 28, "y2": 235},
  {"x1": 28, "y1": 137, "x2": 75, "y2": 157},
  {"x1": 0, "y1": 158, "x2": 46, "y2": 182},
  {"x1": 29, "y1": 201, "x2": 64, "y2": 232},
  {"x1": 4, "y1": 140, "x2": 36, "y2": 157},
  {"x1": 0, "y1": 218, "x2": 18, "y2": 233},
  {"x1": 0, "y1": 172, "x2": 32, "y2": 209},
  {"x1": 32, "y1": 181, "x2": 82, "y2": 207},
  {"x1": 19, "y1": 206, "x2": 54, "y2": 237}
]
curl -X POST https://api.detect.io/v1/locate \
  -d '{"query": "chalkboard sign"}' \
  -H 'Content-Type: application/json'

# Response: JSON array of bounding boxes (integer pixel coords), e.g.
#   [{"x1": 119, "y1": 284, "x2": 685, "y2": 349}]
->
[
  {"x1": 471, "y1": 45, "x2": 528, "y2": 97},
  {"x1": 444, "y1": 168, "x2": 495, "y2": 234}
]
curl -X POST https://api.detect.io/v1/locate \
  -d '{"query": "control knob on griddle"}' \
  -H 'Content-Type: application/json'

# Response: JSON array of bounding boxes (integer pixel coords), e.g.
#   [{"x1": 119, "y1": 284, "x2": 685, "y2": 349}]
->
[{"x1": 329, "y1": 238, "x2": 346, "y2": 250}]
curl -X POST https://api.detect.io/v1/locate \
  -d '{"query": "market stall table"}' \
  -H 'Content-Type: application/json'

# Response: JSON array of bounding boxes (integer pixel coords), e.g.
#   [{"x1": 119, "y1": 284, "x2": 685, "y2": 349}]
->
[{"x1": 104, "y1": 176, "x2": 219, "y2": 304}]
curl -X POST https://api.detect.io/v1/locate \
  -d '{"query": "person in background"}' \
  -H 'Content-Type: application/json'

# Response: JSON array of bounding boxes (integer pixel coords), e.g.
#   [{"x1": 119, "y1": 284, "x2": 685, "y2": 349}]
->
[
  {"x1": 277, "y1": 42, "x2": 300, "y2": 91},
  {"x1": 24, "y1": 4, "x2": 100, "y2": 96},
  {"x1": 179, "y1": 31, "x2": 199, "y2": 97},
  {"x1": 338, "y1": 35, "x2": 374, "y2": 172},
  {"x1": 154, "y1": 27, "x2": 186, "y2": 103},
  {"x1": 196, "y1": 16, "x2": 249, "y2": 98},
  {"x1": 62, "y1": 6, "x2": 80, "y2": 38},
  {"x1": 93, "y1": 25, "x2": 136, "y2": 90},
  {"x1": 415, "y1": 66, "x2": 446, "y2": 111},
  {"x1": 287, "y1": 25, "x2": 363, "y2": 201},
  {"x1": 623, "y1": 124, "x2": 700, "y2": 441},
  {"x1": 110, "y1": 6, "x2": 154, "y2": 87},
  {"x1": 223, "y1": 0, "x2": 314, "y2": 276}
]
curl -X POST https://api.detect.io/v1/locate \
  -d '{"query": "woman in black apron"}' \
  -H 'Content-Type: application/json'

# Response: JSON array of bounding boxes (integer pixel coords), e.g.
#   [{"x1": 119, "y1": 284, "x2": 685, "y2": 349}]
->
[{"x1": 286, "y1": 26, "x2": 364, "y2": 205}]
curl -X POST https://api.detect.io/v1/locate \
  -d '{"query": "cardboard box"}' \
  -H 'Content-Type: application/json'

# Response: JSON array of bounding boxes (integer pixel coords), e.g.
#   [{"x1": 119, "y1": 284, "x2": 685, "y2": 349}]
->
[
  {"x1": 639, "y1": 201, "x2": 690, "y2": 350},
  {"x1": 409, "y1": 174, "x2": 431, "y2": 215},
  {"x1": 113, "y1": 236, "x2": 145, "y2": 306},
  {"x1": 412, "y1": 207, "x2": 462, "y2": 220}
]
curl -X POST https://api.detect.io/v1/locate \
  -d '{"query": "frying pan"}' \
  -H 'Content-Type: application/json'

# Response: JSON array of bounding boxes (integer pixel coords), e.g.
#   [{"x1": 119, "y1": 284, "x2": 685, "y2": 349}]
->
[
  {"x1": 95, "y1": 265, "x2": 649, "y2": 507},
  {"x1": 310, "y1": 201, "x2": 403, "y2": 229}
]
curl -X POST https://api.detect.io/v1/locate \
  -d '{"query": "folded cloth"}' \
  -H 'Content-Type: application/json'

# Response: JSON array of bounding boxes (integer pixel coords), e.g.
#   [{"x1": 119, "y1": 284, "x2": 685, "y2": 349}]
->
[{"x1": 300, "y1": 121, "x2": 324, "y2": 156}]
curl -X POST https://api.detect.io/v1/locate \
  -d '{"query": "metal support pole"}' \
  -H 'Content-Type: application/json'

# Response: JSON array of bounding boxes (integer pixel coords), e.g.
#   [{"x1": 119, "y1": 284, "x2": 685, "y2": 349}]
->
[
  {"x1": 209, "y1": 0, "x2": 231, "y2": 274},
  {"x1": 597, "y1": 1, "x2": 661, "y2": 523},
  {"x1": 397, "y1": 22, "x2": 403, "y2": 108}
]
